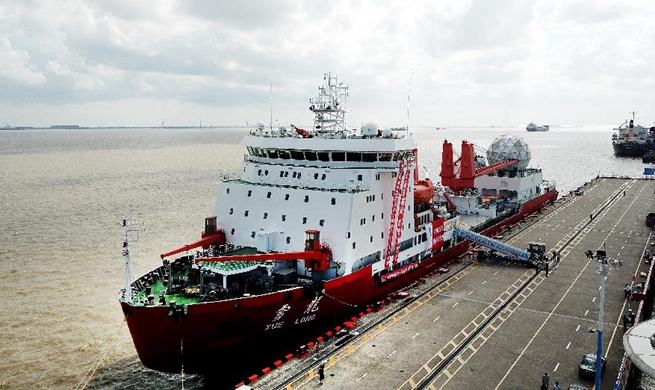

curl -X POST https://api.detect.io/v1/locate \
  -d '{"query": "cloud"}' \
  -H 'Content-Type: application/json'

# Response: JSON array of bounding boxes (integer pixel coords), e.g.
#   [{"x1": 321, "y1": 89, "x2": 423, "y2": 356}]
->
[{"x1": 0, "y1": 0, "x2": 654, "y2": 126}]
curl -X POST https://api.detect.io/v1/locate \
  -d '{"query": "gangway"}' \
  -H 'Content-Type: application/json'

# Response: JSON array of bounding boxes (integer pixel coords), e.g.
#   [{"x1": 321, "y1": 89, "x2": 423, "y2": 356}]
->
[{"x1": 454, "y1": 227, "x2": 538, "y2": 264}]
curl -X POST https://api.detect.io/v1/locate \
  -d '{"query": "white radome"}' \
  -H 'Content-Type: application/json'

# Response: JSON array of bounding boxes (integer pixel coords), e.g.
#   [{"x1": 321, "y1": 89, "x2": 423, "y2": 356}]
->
[
  {"x1": 486, "y1": 135, "x2": 531, "y2": 169},
  {"x1": 361, "y1": 122, "x2": 378, "y2": 137}
]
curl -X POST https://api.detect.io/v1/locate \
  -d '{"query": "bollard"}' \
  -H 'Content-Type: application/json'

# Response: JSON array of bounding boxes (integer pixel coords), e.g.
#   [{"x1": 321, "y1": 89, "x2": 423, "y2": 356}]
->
[
  {"x1": 274, "y1": 360, "x2": 283, "y2": 367},
  {"x1": 262, "y1": 367, "x2": 271, "y2": 375}
]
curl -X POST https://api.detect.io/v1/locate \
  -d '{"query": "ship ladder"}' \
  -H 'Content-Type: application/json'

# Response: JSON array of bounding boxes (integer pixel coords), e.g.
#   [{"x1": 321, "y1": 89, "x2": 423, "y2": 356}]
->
[
  {"x1": 383, "y1": 159, "x2": 412, "y2": 269},
  {"x1": 392, "y1": 159, "x2": 412, "y2": 266},
  {"x1": 453, "y1": 227, "x2": 530, "y2": 263}
]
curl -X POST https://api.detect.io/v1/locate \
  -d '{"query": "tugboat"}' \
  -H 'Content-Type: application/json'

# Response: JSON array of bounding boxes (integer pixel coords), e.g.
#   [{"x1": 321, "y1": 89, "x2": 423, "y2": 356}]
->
[
  {"x1": 119, "y1": 73, "x2": 558, "y2": 374},
  {"x1": 613, "y1": 111, "x2": 655, "y2": 157}
]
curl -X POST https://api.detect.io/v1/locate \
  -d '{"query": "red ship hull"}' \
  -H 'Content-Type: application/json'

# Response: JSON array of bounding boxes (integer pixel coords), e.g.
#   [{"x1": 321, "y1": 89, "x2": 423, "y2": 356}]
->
[{"x1": 121, "y1": 189, "x2": 557, "y2": 373}]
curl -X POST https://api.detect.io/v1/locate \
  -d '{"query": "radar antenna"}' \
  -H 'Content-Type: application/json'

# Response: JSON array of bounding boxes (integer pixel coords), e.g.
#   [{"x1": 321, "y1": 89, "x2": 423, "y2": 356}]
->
[{"x1": 309, "y1": 72, "x2": 348, "y2": 135}]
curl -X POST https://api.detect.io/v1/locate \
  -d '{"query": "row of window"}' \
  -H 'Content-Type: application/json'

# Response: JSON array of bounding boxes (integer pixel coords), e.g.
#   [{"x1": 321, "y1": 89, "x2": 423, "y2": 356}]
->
[
  {"x1": 247, "y1": 147, "x2": 412, "y2": 163},
  {"x1": 229, "y1": 208, "x2": 326, "y2": 225}
]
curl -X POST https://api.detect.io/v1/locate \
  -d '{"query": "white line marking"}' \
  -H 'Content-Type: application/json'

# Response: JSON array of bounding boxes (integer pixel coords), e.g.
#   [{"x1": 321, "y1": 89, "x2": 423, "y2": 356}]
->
[
  {"x1": 412, "y1": 332, "x2": 420, "y2": 339},
  {"x1": 357, "y1": 373, "x2": 368, "y2": 382},
  {"x1": 576, "y1": 325, "x2": 580, "y2": 332},
  {"x1": 494, "y1": 271, "x2": 499, "y2": 276},
  {"x1": 585, "y1": 310, "x2": 589, "y2": 316},
  {"x1": 433, "y1": 316, "x2": 441, "y2": 323},
  {"x1": 599, "y1": 286, "x2": 601, "y2": 291},
  {"x1": 482, "y1": 280, "x2": 487, "y2": 285},
  {"x1": 592, "y1": 297, "x2": 596, "y2": 303},
  {"x1": 566, "y1": 342, "x2": 571, "y2": 350},
  {"x1": 468, "y1": 291, "x2": 474, "y2": 296},
  {"x1": 386, "y1": 350, "x2": 396, "y2": 359},
  {"x1": 452, "y1": 302, "x2": 459, "y2": 308},
  {"x1": 554, "y1": 362, "x2": 560, "y2": 372}
]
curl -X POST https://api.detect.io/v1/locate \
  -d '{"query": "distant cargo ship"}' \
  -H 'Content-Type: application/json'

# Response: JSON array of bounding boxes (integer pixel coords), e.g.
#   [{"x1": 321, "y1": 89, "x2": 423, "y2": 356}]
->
[
  {"x1": 526, "y1": 122, "x2": 549, "y2": 132},
  {"x1": 613, "y1": 112, "x2": 655, "y2": 158}
]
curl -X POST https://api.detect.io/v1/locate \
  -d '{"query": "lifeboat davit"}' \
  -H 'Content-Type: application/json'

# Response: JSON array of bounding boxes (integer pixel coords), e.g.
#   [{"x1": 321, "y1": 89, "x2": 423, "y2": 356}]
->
[{"x1": 414, "y1": 179, "x2": 435, "y2": 204}]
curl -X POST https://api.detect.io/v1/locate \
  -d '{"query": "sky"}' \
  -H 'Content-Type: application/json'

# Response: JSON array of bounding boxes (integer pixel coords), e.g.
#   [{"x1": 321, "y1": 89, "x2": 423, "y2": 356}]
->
[{"x1": 1, "y1": 0, "x2": 654, "y2": 128}]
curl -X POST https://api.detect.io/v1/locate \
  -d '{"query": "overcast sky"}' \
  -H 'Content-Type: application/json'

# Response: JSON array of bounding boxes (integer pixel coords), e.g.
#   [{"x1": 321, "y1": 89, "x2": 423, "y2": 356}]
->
[{"x1": 1, "y1": 0, "x2": 654, "y2": 127}]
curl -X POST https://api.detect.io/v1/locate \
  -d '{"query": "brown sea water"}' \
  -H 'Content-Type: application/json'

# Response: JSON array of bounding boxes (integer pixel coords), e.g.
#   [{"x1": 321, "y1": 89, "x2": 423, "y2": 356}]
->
[{"x1": 0, "y1": 126, "x2": 647, "y2": 389}]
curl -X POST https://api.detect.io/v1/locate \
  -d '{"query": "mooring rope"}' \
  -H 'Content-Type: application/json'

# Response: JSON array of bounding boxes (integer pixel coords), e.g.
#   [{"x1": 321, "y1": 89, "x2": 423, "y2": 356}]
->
[{"x1": 74, "y1": 318, "x2": 126, "y2": 390}]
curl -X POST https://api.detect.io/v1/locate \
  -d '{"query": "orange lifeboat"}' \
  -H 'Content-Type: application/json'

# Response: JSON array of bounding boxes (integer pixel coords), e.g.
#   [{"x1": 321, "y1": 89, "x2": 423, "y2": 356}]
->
[{"x1": 414, "y1": 179, "x2": 435, "y2": 204}]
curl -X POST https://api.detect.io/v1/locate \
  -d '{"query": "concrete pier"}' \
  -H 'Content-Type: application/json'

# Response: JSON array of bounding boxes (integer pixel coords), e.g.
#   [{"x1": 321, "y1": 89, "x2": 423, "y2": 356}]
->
[{"x1": 272, "y1": 178, "x2": 655, "y2": 390}]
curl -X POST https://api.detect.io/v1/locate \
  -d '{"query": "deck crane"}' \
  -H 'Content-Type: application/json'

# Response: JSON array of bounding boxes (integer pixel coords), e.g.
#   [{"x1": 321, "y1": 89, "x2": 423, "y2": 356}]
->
[
  {"x1": 440, "y1": 140, "x2": 519, "y2": 193},
  {"x1": 453, "y1": 227, "x2": 547, "y2": 266}
]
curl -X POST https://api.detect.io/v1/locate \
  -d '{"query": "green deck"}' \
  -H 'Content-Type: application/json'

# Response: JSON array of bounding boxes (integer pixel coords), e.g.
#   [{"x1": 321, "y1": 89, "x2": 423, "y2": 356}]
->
[{"x1": 131, "y1": 246, "x2": 270, "y2": 307}]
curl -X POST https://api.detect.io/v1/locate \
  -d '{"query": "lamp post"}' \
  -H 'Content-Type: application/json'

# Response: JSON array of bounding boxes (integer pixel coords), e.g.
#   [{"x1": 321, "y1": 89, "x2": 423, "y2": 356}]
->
[{"x1": 587, "y1": 249, "x2": 621, "y2": 390}]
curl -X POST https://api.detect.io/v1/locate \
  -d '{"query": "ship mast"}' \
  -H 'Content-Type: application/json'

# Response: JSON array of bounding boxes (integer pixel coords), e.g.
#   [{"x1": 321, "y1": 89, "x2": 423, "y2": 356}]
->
[
  {"x1": 122, "y1": 218, "x2": 144, "y2": 302},
  {"x1": 310, "y1": 72, "x2": 349, "y2": 135}
]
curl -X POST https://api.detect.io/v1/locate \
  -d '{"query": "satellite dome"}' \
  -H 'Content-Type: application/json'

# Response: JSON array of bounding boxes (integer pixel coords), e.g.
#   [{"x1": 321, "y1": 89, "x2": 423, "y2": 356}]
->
[
  {"x1": 486, "y1": 134, "x2": 531, "y2": 170},
  {"x1": 361, "y1": 122, "x2": 378, "y2": 137},
  {"x1": 256, "y1": 122, "x2": 266, "y2": 131},
  {"x1": 278, "y1": 125, "x2": 287, "y2": 134},
  {"x1": 382, "y1": 128, "x2": 393, "y2": 138}
]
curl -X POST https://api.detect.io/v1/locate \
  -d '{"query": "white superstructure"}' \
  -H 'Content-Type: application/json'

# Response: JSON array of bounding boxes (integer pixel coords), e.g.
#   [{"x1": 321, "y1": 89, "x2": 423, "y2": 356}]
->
[{"x1": 214, "y1": 73, "x2": 450, "y2": 280}]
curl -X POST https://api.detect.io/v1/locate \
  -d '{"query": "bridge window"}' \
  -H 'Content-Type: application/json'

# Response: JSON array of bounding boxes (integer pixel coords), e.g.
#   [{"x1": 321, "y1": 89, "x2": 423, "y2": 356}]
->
[
  {"x1": 379, "y1": 153, "x2": 392, "y2": 162},
  {"x1": 318, "y1": 152, "x2": 329, "y2": 162},
  {"x1": 347, "y1": 152, "x2": 362, "y2": 162},
  {"x1": 363, "y1": 153, "x2": 377, "y2": 163},
  {"x1": 290, "y1": 150, "x2": 304, "y2": 160},
  {"x1": 267, "y1": 149, "x2": 279, "y2": 159},
  {"x1": 332, "y1": 152, "x2": 345, "y2": 161},
  {"x1": 305, "y1": 151, "x2": 317, "y2": 161},
  {"x1": 279, "y1": 150, "x2": 291, "y2": 160},
  {"x1": 247, "y1": 146, "x2": 254, "y2": 155}
]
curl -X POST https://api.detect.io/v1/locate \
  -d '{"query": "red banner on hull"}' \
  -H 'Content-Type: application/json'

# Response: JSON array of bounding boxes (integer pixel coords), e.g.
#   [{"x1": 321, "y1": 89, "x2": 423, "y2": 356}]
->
[{"x1": 432, "y1": 218, "x2": 445, "y2": 252}]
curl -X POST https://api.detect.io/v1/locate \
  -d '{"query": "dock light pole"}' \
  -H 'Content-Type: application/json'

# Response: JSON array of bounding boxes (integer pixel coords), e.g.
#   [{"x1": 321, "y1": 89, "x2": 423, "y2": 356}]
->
[{"x1": 587, "y1": 249, "x2": 621, "y2": 390}]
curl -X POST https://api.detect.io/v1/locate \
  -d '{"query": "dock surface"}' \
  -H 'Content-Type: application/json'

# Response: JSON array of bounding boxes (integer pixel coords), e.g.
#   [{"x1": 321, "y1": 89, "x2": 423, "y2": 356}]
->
[{"x1": 271, "y1": 178, "x2": 655, "y2": 390}]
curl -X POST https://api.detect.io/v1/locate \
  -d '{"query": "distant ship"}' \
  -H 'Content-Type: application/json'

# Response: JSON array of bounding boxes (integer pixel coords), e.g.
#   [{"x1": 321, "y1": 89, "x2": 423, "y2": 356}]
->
[
  {"x1": 613, "y1": 112, "x2": 655, "y2": 157},
  {"x1": 526, "y1": 122, "x2": 549, "y2": 132},
  {"x1": 119, "y1": 73, "x2": 558, "y2": 373}
]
